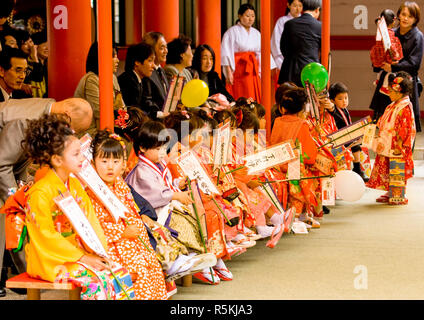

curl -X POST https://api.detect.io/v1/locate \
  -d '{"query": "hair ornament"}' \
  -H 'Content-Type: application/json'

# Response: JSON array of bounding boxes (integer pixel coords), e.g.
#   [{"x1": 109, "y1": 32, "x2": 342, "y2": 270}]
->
[
  {"x1": 114, "y1": 108, "x2": 129, "y2": 129},
  {"x1": 181, "y1": 109, "x2": 190, "y2": 119},
  {"x1": 109, "y1": 133, "x2": 126, "y2": 150},
  {"x1": 246, "y1": 97, "x2": 255, "y2": 107},
  {"x1": 391, "y1": 77, "x2": 404, "y2": 92},
  {"x1": 235, "y1": 109, "x2": 243, "y2": 126}
]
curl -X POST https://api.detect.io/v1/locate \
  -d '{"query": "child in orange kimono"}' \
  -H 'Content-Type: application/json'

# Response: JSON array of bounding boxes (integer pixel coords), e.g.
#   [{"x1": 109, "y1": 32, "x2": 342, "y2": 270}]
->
[
  {"x1": 271, "y1": 87, "x2": 321, "y2": 227},
  {"x1": 88, "y1": 130, "x2": 168, "y2": 300}
]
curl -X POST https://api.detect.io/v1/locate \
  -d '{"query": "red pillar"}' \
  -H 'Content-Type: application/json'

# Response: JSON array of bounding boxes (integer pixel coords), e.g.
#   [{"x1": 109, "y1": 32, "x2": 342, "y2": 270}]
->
[
  {"x1": 142, "y1": 0, "x2": 179, "y2": 43},
  {"x1": 196, "y1": 0, "x2": 221, "y2": 76},
  {"x1": 133, "y1": 0, "x2": 142, "y2": 43},
  {"x1": 97, "y1": 0, "x2": 114, "y2": 131},
  {"x1": 46, "y1": 0, "x2": 91, "y2": 100},
  {"x1": 261, "y1": 0, "x2": 272, "y2": 138},
  {"x1": 321, "y1": 0, "x2": 331, "y2": 70}
]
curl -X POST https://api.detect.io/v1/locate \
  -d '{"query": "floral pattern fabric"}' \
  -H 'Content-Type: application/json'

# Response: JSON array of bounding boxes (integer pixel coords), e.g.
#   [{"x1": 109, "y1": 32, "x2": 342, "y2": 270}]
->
[
  {"x1": 86, "y1": 177, "x2": 168, "y2": 300},
  {"x1": 367, "y1": 98, "x2": 416, "y2": 191}
]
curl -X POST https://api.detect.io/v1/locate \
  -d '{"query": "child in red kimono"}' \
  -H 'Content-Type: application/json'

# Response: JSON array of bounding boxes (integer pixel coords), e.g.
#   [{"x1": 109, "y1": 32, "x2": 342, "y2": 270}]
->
[
  {"x1": 370, "y1": 9, "x2": 403, "y2": 73},
  {"x1": 367, "y1": 71, "x2": 416, "y2": 205}
]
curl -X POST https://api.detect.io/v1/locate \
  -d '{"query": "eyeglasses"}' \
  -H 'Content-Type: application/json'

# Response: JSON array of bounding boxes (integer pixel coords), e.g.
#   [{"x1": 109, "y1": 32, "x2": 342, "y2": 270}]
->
[{"x1": 11, "y1": 68, "x2": 30, "y2": 77}]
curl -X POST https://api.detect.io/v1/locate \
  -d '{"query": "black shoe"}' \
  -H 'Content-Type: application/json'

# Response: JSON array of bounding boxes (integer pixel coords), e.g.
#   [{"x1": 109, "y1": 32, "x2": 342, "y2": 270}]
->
[
  {"x1": 357, "y1": 170, "x2": 369, "y2": 182},
  {"x1": 9, "y1": 288, "x2": 26, "y2": 295},
  {"x1": 352, "y1": 164, "x2": 369, "y2": 182},
  {"x1": 323, "y1": 206, "x2": 330, "y2": 214},
  {"x1": 0, "y1": 287, "x2": 6, "y2": 298}
]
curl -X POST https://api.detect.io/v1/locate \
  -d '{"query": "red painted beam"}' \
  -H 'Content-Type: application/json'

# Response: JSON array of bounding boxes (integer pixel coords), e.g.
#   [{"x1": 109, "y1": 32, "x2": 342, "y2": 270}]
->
[{"x1": 330, "y1": 35, "x2": 375, "y2": 51}]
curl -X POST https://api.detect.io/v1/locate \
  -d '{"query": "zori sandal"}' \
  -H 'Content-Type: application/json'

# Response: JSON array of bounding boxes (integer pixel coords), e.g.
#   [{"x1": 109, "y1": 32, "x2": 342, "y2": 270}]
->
[
  {"x1": 231, "y1": 233, "x2": 256, "y2": 249},
  {"x1": 193, "y1": 268, "x2": 220, "y2": 285},
  {"x1": 266, "y1": 224, "x2": 284, "y2": 248},
  {"x1": 376, "y1": 195, "x2": 389, "y2": 203},
  {"x1": 213, "y1": 265, "x2": 233, "y2": 281}
]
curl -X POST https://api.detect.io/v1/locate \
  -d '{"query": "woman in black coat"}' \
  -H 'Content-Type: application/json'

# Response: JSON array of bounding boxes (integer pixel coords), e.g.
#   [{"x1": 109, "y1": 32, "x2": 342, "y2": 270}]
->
[
  {"x1": 370, "y1": 1, "x2": 424, "y2": 132},
  {"x1": 189, "y1": 44, "x2": 234, "y2": 102}
]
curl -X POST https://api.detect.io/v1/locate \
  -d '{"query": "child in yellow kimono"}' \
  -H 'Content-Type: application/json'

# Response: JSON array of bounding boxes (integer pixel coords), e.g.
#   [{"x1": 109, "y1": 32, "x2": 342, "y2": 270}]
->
[{"x1": 23, "y1": 114, "x2": 117, "y2": 300}]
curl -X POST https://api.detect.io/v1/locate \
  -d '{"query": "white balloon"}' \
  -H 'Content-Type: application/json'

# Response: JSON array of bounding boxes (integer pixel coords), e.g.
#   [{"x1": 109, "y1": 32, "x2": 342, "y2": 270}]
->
[{"x1": 334, "y1": 170, "x2": 365, "y2": 202}]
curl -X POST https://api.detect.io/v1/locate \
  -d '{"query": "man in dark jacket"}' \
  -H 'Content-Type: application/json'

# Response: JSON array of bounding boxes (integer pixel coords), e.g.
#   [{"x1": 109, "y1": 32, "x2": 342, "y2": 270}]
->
[
  {"x1": 278, "y1": 0, "x2": 322, "y2": 87},
  {"x1": 142, "y1": 32, "x2": 170, "y2": 117},
  {"x1": 118, "y1": 43, "x2": 160, "y2": 120},
  {"x1": 0, "y1": 48, "x2": 30, "y2": 102}
]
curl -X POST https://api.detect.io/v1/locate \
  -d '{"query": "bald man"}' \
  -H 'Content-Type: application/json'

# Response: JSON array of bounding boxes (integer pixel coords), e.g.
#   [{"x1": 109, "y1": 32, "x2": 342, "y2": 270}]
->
[
  {"x1": 0, "y1": 97, "x2": 92, "y2": 296},
  {"x1": 0, "y1": 97, "x2": 92, "y2": 132}
]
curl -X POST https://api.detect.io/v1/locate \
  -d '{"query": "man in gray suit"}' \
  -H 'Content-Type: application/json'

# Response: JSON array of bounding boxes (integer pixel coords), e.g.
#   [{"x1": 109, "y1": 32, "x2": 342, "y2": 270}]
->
[{"x1": 0, "y1": 97, "x2": 92, "y2": 297}]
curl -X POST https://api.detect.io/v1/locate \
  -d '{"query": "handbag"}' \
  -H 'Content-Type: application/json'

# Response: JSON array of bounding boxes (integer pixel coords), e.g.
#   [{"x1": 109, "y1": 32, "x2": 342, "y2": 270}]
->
[{"x1": 0, "y1": 184, "x2": 32, "y2": 252}]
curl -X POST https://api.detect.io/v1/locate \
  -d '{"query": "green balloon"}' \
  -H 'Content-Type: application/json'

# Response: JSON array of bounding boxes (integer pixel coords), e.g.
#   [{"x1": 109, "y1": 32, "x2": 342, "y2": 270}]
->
[{"x1": 301, "y1": 62, "x2": 329, "y2": 92}]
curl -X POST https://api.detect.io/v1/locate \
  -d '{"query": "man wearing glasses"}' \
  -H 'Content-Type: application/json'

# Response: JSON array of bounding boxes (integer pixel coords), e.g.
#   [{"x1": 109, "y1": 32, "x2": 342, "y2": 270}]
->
[{"x1": 0, "y1": 48, "x2": 29, "y2": 102}]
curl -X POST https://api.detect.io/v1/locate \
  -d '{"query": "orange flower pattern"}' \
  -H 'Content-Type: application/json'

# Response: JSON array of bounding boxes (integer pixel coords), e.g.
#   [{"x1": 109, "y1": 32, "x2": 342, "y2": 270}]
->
[{"x1": 87, "y1": 177, "x2": 168, "y2": 300}]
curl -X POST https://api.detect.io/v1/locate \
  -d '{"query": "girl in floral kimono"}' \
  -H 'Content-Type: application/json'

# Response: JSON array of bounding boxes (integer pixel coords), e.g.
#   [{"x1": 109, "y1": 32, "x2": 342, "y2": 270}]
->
[
  {"x1": 367, "y1": 71, "x2": 416, "y2": 205},
  {"x1": 88, "y1": 130, "x2": 168, "y2": 300},
  {"x1": 23, "y1": 114, "x2": 118, "y2": 300}
]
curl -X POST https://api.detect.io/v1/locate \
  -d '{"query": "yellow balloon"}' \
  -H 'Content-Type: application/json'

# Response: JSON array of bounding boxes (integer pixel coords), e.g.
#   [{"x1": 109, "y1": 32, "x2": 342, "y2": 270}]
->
[{"x1": 181, "y1": 79, "x2": 209, "y2": 108}]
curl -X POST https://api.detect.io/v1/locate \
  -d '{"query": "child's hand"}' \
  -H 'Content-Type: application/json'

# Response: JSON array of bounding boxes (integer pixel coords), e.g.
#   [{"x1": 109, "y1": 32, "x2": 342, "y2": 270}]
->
[
  {"x1": 122, "y1": 224, "x2": 140, "y2": 239},
  {"x1": 381, "y1": 62, "x2": 392, "y2": 73},
  {"x1": 319, "y1": 97, "x2": 334, "y2": 111},
  {"x1": 79, "y1": 254, "x2": 111, "y2": 271},
  {"x1": 173, "y1": 191, "x2": 194, "y2": 205},
  {"x1": 247, "y1": 179, "x2": 262, "y2": 190},
  {"x1": 141, "y1": 215, "x2": 156, "y2": 228},
  {"x1": 178, "y1": 178, "x2": 188, "y2": 190}
]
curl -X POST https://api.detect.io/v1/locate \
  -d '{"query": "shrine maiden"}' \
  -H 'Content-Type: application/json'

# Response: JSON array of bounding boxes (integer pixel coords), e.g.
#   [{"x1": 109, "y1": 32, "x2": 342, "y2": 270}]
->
[{"x1": 221, "y1": 3, "x2": 276, "y2": 102}]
